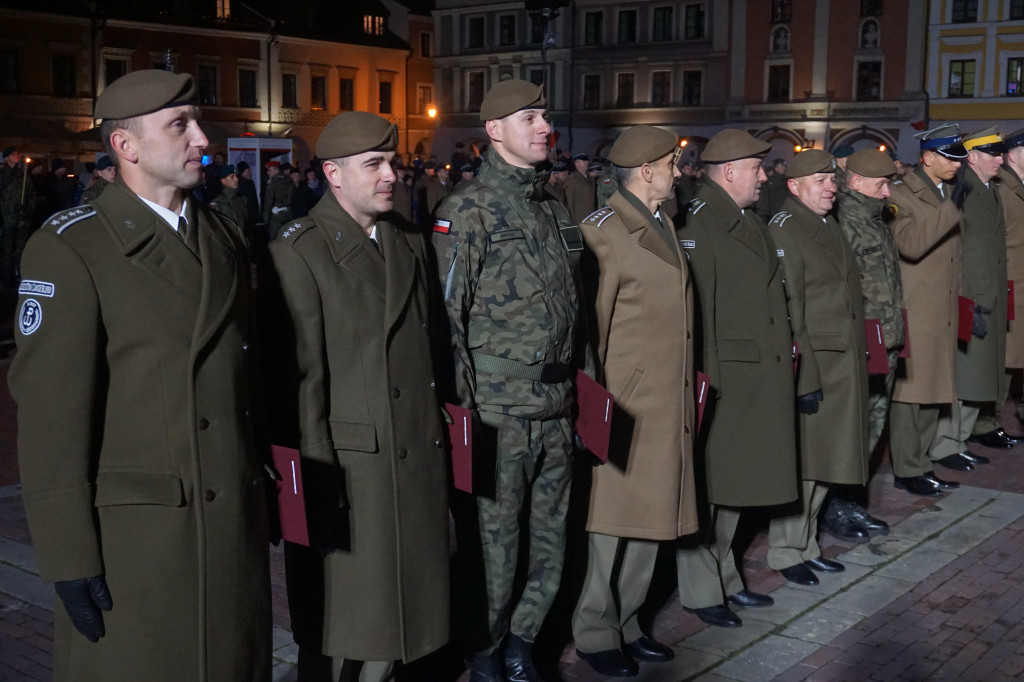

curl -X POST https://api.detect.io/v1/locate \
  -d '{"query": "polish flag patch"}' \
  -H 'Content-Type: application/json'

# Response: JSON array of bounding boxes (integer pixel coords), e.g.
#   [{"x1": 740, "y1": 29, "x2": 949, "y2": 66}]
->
[{"x1": 433, "y1": 219, "x2": 452, "y2": 234}]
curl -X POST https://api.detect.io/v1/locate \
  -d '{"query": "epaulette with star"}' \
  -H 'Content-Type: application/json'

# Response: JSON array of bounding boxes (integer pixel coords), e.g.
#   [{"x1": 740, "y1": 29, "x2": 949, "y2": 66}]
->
[
  {"x1": 42, "y1": 205, "x2": 96, "y2": 235},
  {"x1": 769, "y1": 211, "x2": 793, "y2": 229},
  {"x1": 278, "y1": 218, "x2": 316, "y2": 242},
  {"x1": 582, "y1": 206, "x2": 615, "y2": 227},
  {"x1": 687, "y1": 198, "x2": 707, "y2": 215}
]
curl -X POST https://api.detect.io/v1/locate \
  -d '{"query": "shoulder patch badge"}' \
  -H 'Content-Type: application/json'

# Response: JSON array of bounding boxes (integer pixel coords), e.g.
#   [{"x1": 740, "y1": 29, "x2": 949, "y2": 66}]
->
[
  {"x1": 433, "y1": 219, "x2": 452, "y2": 234},
  {"x1": 559, "y1": 224, "x2": 585, "y2": 252},
  {"x1": 46, "y1": 206, "x2": 96, "y2": 235},
  {"x1": 18, "y1": 280, "x2": 55, "y2": 298},
  {"x1": 681, "y1": 239, "x2": 696, "y2": 249},
  {"x1": 18, "y1": 299, "x2": 42, "y2": 336}
]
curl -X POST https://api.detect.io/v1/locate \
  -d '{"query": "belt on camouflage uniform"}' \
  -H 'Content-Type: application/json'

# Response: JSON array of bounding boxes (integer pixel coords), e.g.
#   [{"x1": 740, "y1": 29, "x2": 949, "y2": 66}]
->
[{"x1": 471, "y1": 351, "x2": 572, "y2": 384}]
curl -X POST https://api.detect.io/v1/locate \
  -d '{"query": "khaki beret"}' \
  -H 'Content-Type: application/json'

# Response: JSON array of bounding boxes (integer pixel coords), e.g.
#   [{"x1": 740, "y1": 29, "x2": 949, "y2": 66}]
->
[
  {"x1": 846, "y1": 149, "x2": 897, "y2": 178},
  {"x1": 94, "y1": 69, "x2": 196, "y2": 120},
  {"x1": 786, "y1": 149, "x2": 836, "y2": 178},
  {"x1": 701, "y1": 129, "x2": 772, "y2": 163},
  {"x1": 609, "y1": 126, "x2": 679, "y2": 167},
  {"x1": 316, "y1": 111, "x2": 398, "y2": 159},
  {"x1": 479, "y1": 79, "x2": 546, "y2": 121}
]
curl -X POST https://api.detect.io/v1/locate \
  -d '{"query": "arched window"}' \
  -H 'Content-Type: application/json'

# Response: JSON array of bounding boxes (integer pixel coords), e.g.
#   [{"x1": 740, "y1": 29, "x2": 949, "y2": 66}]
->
[
  {"x1": 772, "y1": 26, "x2": 790, "y2": 53},
  {"x1": 861, "y1": 20, "x2": 880, "y2": 49}
]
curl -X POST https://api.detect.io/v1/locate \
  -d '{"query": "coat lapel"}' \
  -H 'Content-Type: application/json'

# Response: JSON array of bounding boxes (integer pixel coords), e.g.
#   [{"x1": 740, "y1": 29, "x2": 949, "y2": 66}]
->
[
  {"x1": 608, "y1": 192, "x2": 680, "y2": 269},
  {"x1": 381, "y1": 220, "x2": 417, "y2": 334},
  {"x1": 313, "y1": 194, "x2": 386, "y2": 297},
  {"x1": 191, "y1": 204, "x2": 240, "y2": 352}
]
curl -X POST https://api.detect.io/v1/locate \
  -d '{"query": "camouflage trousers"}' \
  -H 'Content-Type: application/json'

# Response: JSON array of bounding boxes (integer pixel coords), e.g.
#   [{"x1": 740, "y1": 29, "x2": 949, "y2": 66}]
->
[
  {"x1": 451, "y1": 411, "x2": 572, "y2": 654},
  {"x1": 866, "y1": 349, "x2": 900, "y2": 454}
]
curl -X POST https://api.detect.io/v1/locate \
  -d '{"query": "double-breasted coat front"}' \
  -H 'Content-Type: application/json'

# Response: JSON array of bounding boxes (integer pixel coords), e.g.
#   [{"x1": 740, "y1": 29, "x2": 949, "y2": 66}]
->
[{"x1": 999, "y1": 165, "x2": 1024, "y2": 369}]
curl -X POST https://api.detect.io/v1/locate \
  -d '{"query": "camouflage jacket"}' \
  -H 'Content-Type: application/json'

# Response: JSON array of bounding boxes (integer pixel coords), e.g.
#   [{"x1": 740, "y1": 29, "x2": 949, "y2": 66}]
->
[
  {"x1": 837, "y1": 185, "x2": 905, "y2": 349},
  {"x1": 432, "y1": 147, "x2": 582, "y2": 419},
  {"x1": 0, "y1": 163, "x2": 36, "y2": 227},
  {"x1": 80, "y1": 177, "x2": 109, "y2": 205},
  {"x1": 596, "y1": 173, "x2": 618, "y2": 208},
  {"x1": 262, "y1": 174, "x2": 293, "y2": 223},
  {"x1": 211, "y1": 186, "x2": 248, "y2": 231}
]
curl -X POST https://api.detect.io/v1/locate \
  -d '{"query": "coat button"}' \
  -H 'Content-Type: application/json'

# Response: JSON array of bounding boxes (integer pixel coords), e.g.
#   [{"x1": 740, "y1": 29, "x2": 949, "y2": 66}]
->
[
  {"x1": 434, "y1": 439, "x2": 443, "y2": 448},
  {"x1": 398, "y1": 448, "x2": 409, "y2": 459},
  {"x1": 199, "y1": 418, "x2": 210, "y2": 430},
  {"x1": 769, "y1": 317, "x2": 775, "y2": 324},
  {"x1": 684, "y1": 379, "x2": 689, "y2": 387},
  {"x1": 776, "y1": 355, "x2": 782, "y2": 362},
  {"x1": 684, "y1": 425, "x2": 690, "y2": 434},
  {"x1": 205, "y1": 490, "x2": 216, "y2": 501},
  {"x1": 392, "y1": 387, "x2": 401, "y2": 399}
]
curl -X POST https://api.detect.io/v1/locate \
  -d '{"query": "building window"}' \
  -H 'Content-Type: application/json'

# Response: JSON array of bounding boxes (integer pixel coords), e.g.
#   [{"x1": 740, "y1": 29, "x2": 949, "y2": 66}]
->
[
  {"x1": 653, "y1": 7, "x2": 673, "y2": 42},
  {"x1": 239, "y1": 68, "x2": 257, "y2": 107},
  {"x1": 583, "y1": 74, "x2": 600, "y2": 109},
  {"x1": 416, "y1": 84, "x2": 433, "y2": 113},
  {"x1": 651, "y1": 71, "x2": 671, "y2": 106},
  {"x1": 340, "y1": 77, "x2": 354, "y2": 111},
  {"x1": 860, "y1": 0, "x2": 882, "y2": 16},
  {"x1": 861, "y1": 20, "x2": 880, "y2": 48},
  {"x1": 529, "y1": 67, "x2": 546, "y2": 86},
  {"x1": 311, "y1": 75, "x2": 326, "y2": 110},
  {"x1": 104, "y1": 57, "x2": 127, "y2": 87},
  {"x1": 618, "y1": 10, "x2": 637, "y2": 44},
  {"x1": 682, "y1": 69, "x2": 702, "y2": 105},
  {"x1": 0, "y1": 51, "x2": 18, "y2": 94},
  {"x1": 584, "y1": 11, "x2": 603, "y2": 46},
  {"x1": 420, "y1": 32, "x2": 432, "y2": 57},
  {"x1": 281, "y1": 73, "x2": 298, "y2": 109},
  {"x1": 379, "y1": 81, "x2": 392, "y2": 114},
  {"x1": 216, "y1": 0, "x2": 230, "y2": 19},
  {"x1": 197, "y1": 65, "x2": 218, "y2": 106},
  {"x1": 772, "y1": 26, "x2": 790, "y2": 52},
  {"x1": 684, "y1": 4, "x2": 706, "y2": 39},
  {"x1": 530, "y1": 14, "x2": 545, "y2": 44},
  {"x1": 948, "y1": 59, "x2": 975, "y2": 97},
  {"x1": 616, "y1": 72, "x2": 634, "y2": 107},
  {"x1": 467, "y1": 71, "x2": 485, "y2": 112},
  {"x1": 499, "y1": 15, "x2": 516, "y2": 46},
  {"x1": 363, "y1": 15, "x2": 385, "y2": 36},
  {"x1": 767, "y1": 63, "x2": 791, "y2": 102},
  {"x1": 1007, "y1": 58, "x2": 1023, "y2": 95},
  {"x1": 951, "y1": 0, "x2": 978, "y2": 22},
  {"x1": 856, "y1": 61, "x2": 882, "y2": 100},
  {"x1": 771, "y1": 0, "x2": 792, "y2": 23},
  {"x1": 468, "y1": 17, "x2": 485, "y2": 48},
  {"x1": 1012, "y1": 0, "x2": 1024, "y2": 19},
  {"x1": 52, "y1": 55, "x2": 75, "y2": 97}
]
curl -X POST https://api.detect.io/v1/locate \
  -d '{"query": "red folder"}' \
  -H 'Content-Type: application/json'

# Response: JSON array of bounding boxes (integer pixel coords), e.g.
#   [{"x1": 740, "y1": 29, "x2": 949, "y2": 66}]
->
[
  {"x1": 1009, "y1": 281, "x2": 1016, "y2": 322},
  {"x1": 445, "y1": 403, "x2": 474, "y2": 493},
  {"x1": 865, "y1": 319, "x2": 888, "y2": 374},
  {"x1": 575, "y1": 370, "x2": 613, "y2": 463},
  {"x1": 270, "y1": 445, "x2": 310, "y2": 547},
  {"x1": 695, "y1": 371, "x2": 710, "y2": 435},
  {"x1": 899, "y1": 309, "x2": 911, "y2": 359},
  {"x1": 958, "y1": 296, "x2": 974, "y2": 343}
]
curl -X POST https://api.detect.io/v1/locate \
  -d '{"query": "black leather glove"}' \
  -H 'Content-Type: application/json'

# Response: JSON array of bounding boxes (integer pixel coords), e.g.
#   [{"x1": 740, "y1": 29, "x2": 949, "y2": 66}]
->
[
  {"x1": 797, "y1": 390, "x2": 824, "y2": 415},
  {"x1": 972, "y1": 304, "x2": 989, "y2": 339},
  {"x1": 54, "y1": 575, "x2": 112, "y2": 643},
  {"x1": 574, "y1": 432, "x2": 587, "y2": 454}
]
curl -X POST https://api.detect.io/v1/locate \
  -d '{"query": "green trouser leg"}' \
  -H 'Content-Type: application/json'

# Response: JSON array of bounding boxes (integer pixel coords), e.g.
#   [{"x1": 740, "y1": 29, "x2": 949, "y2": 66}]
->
[
  {"x1": 931, "y1": 400, "x2": 982, "y2": 459},
  {"x1": 296, "y1": 648, "x2": 394, "y2": 682},
  {"x1": 866, "y1": 350, "x2": 900, "y2": 454},
  {"x1": 675, "y1": 506, "x2": 743, "y2": 609},
  {"x1": 767, "y1": 480, "x2": 829, "y2": 570},
  {"x1": 888, "y1": 402, "x2": 940, "y2": 478}
]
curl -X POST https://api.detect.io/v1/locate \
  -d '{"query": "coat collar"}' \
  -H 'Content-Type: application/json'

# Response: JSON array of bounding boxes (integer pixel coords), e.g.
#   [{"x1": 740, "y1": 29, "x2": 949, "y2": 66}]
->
[
  {"x1": 781, "y1": 195, "x2": 846, "y2": 263},
  {"x1": 310, "y1": 191, "x2": 386, "y2": 296},
  {"x1": 696, "y1": 178, "x2": 768, "y2": 261},
  {"x1": 906, "y1": 166, "x2": 948, "y2": 207},
  {"x1": 607, "y1": 189, "x2": 681, "y2": 269},
  {"x1": 999, "y1": 165, "x2": 1024, "y2": 201}
]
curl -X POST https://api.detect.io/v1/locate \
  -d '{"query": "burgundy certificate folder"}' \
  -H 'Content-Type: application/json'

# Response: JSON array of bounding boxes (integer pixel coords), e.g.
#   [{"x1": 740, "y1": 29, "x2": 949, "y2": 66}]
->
[
  {"x1": 270, "y1": 445, "x2": 310, "y2": 547},
  {"x1": 575, "y1": 370, "x2": 613, "y2": 463}
]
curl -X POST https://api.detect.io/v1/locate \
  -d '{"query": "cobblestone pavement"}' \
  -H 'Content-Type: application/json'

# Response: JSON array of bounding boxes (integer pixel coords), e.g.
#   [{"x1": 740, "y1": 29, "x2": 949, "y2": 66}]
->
[{"x1": 4, "y1": 352, "x2": 1024, "y2": 681}]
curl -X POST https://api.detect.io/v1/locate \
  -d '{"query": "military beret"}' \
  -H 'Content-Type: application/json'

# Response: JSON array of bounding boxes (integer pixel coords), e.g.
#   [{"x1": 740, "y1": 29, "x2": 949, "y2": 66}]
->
[
  {"x1": 460, "y1": 164, "x2": 474, "y2": 173},
  {"x1": 236, "y1": 160, "x2": 250, "y2": 173},
  {"x1": 316, "y1": 111, "x2": 398, "y2": 159},
  {"x1": 963, "y1": 126, "x2": 1006, "y2": 155},
  {"x1": 94, "y1": 69, "x2": 195, "y2": 120},
  {"x1": 786, "y1": 149, "x2": 836, "y2": 178},
  {"x1": 609, "y1": 125, "x2": 679, "y2": 168},
  {"x1": 832, "y1": 145, "x2": 855, "y2": 158},
  {"x1": 572, "y1": 153, "x2": 589, "y2": 162},
  {"x1": 701, "y1": 129, "x2": 772, "y2": 163},
  {"x1": 95, "y1": 155, "x2": 114, "y2": 171},
  {"x1": 846, "y1": 149, "x2": 896, "y2": 178},
  {"x1": 2, "y1": 146, "x2": 15, "y2": 158},
  {"x1": 218, "y1": 164, "x2": 237, "y2": 179},
  {"x1": 552, "y1": 161, "x2": 569, "y2": 173},
  {"x1": 1005, "y1": 125, "x2": 1024, "y2": 150},
  {"x1": 479, "y1": 79, "x2": 546, "y2": 121}
]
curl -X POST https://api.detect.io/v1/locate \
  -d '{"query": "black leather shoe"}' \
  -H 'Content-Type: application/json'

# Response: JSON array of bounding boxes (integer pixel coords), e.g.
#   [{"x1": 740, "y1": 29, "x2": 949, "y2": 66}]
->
[
  {"x1": 967, "y1": 428, "x2": 1020, "y2": 449},
  {"x1": 623, "y1": 635, "x2": 674, "y2": 662},
  {"x1": 819, "y1": 498, "x2": 871, "y2": 543},
  {"x1": 576, "y1": 649, "x2": 638, "y2": 677},
  {"x1": 727, "y1": 589, "x2": 774, "y2": 608},
  {"x1": 504, "y1": 634, "x2": 539, "y2": 682},
  {"x1": 960, "y1": 450, "x2": 990, "y2": 465},
  {"x1": 467, "y1": 651, "x2": 503, "y2": 682},
  {"x1": 780, "y1": 563, "x2": 819, "y2": 585},
  {"x1": 922, "y1": 472, "x2": 960, "y2": 489},
  {"x1": 843, "y1": 500, "x2": 890, "y2": 536},
  {"x1": 805, "y1": 556, "x2": 845, "y2": 573},
  {"x1": 936, "y1": 453, "x2": 974, "y2": 471},
  {"x1": 684, "y1": 604, "x2": 742, "y2": 627},
  {"x1": 894, "y1": 475, "x2": 944, "y2": 497}
]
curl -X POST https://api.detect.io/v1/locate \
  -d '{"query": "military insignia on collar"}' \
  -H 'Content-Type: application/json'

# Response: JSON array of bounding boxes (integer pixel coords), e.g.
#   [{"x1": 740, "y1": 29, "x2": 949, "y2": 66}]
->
[
  {"x1": 688, "y1": 199, "x2": 706, "y2": 215},
  {"x1": 681, "y1": 240, "x2": 696, "y2": 249},
  {"x1": 18, "y1": 299, "x2": 42, "y2": 336},
  {"x1": 281, "y1": 223, "x2": 301, "y2": 239},
  {"x1": 19, "y1": 280, "x2": 55, "y2": 298},
  {"x1": 433, "y1": 219, "x2": 452, "y2": 234},
  {"x1": 335, "y1": 231, "x2": 343, "y2": 242},
  {"x1": 124, "y1": 220, "x2": 135, "y2": 230},
  {"x1": 777, "y1": 249, "x2": 785, "y2": 257}
]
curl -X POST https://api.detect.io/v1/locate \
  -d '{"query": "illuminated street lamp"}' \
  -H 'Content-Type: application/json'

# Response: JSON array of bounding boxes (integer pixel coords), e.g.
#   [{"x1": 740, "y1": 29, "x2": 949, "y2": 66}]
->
[{"x1": 427, "y1": 104, "x2": 438, "y2": 119}]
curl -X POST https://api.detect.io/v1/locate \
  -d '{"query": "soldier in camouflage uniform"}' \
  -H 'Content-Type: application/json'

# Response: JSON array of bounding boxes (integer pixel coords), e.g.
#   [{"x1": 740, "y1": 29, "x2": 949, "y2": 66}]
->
[
  {"x1": 821, "y1": 149, "x2": 902, "y2": 541},
  {"x1": 261, "y1": 161, "x2": 293, "y2": 239},
  {"x1": 79, "y1": 155, "x2": 116, "y2": 205},
  {"x1": 595, "y1": 159, "x2": 618, "y2": 208},
  {"x1": 432, "y1": 79, "x2": 584, "y2": 682},
  {"x1": 210, "y1": 164, "x2": 248, "y2": 235},
  {"x1": 0, "y1": 146, "x2": 37, "y2": 286}
]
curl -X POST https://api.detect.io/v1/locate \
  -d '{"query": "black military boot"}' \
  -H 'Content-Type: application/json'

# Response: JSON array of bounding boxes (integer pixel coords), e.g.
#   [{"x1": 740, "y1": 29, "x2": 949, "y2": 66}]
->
[
  {"x1": 467, "y1": 650, "x2": 503, "y2": 682},
  {"x1": 504, "y1": 634, "x2": 541, "y2": 682}
]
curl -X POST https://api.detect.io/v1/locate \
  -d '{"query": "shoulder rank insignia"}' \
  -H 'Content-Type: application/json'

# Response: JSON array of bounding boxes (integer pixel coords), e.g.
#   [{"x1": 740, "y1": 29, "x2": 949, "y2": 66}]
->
[
  {"x1": 583, "y1": 206, "x2": 615, "y2": 227},
  {"x1": 688, "y1": 198, "x2": 707, "y2": 215},
  {"x1": 769, "y1": 212, "x2": 792, "y2": 229},
  {"x1": 46, "y1": 206, "x2": 96, "y2": 235}
]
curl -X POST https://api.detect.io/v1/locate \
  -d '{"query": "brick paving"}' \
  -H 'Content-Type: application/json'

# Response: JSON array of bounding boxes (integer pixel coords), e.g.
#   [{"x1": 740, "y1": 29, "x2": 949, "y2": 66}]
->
[{"x1": 4, "y1": 350, "x2": 1024, "y2": 681}]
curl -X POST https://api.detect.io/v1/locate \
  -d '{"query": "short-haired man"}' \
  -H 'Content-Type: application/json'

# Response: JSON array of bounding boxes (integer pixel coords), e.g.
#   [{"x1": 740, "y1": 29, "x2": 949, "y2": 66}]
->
[
  {"x1": 10, "y1": 69, "x2": 271, "y2": 681},
  {"x1": 573, "y1": 125, "x2": 696, "y2": 677},
  {"x1": 432, "y1": 79, "x2": 585, "y2": 682},
  {"x1": 210, "y1": 164, "x2": 248, "y2": 233},
  {"x1": 79, "y1": 155, "x2": 116, "y2": 205},
  {"x1": 266, "y1": 111, "x2": 450, "y2": 682},
  {"x1": 754, "y1": 157, "x2": 789, "y2": 223},
  {"x1": 262, "y1": 159, "x2": 293, "y2": 237},
  {"x1": 767, "y1": 150, "x2": 870, "y2": 586}
]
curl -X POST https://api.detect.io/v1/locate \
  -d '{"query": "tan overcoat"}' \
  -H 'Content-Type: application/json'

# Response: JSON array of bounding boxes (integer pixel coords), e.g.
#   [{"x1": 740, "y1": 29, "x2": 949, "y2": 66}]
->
[
  {"x1": 888, "y1": 168, "x2": 963, "y2": 404},
  {"x1": 10, "y1": 181, "x2": 271, "y2": 682},
  {"x1": 998, "y1": 165, "x2": 1024, "y2": 369},
  {"x1": 579, "y1": 190, "x2": 698, "y2": 540},
  {"x1": 770, "y1": 197, "x2": 869, "y2": 485},
  {"x1": 678, "y1": 179, "x2": 799, "y2": 507},
  {"x1": 265, "y1": 193, "x2": 450, "y2": 663}
]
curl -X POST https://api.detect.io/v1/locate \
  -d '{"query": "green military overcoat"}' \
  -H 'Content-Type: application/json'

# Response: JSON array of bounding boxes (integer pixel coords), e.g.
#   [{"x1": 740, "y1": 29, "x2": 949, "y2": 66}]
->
[
  {"x1": 888, "y1": 168, "x2": 963, "y2": 405},
  {"x1": 956, "y1": 169, "x2": 1007, "y2": 401},
  {"x1": 679, "y1": 179, "x2": 799, "y2": 507},
  {"x1": 10, "y1": 180, "x2": 271, "y2": 681},
  {"x1": 266, "y1": 193, "x2": 450, "y2": 663},
  {"x1": 999, "y1": 165, "x2": 1024, "y2": 369},
  {"x1": 579, "y1": 191, "x2": 698, "y2": 540},
  {"x1": 565, "y1": 170, "x2": 596, "y2": 223},
  {"x1": 771, "y1": 197, "x2": 870, "y2": 485}
]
